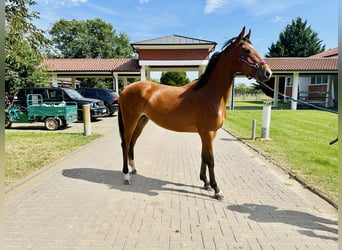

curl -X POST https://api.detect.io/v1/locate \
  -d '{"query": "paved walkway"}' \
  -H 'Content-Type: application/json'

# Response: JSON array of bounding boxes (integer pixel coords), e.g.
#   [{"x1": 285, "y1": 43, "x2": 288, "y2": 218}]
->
[{"x1": 5, "y1": 117, "x2": 338, "y2": 249}]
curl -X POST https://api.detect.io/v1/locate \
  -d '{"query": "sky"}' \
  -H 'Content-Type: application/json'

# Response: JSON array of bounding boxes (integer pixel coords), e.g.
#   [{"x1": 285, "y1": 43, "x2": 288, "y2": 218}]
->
[{"x1": 32, "y1": 0, "x2": 338, "y2": 82}]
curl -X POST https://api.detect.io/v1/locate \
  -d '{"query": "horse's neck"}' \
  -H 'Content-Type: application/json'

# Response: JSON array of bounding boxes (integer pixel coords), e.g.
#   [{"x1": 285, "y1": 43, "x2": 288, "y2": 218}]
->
[{"x1": 204, "y1": 58, "x2": 235, "y2": 106}]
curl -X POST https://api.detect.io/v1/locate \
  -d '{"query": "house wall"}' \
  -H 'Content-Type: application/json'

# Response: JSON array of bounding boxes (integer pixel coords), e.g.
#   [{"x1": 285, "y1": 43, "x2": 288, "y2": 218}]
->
[
  {"x1": 308, "y1": 84, "x2": 328, "y2": 101},
  {"x1": 285, "y1": 86, "x2": 292, "y2": 97},
  {"x1": 298, "y1": 77, "x2": 311, "y2": 97},
  {"x1": 284, "y1": 75, "x2": 336, "y2": 107},
  {"x1": 137, "y1": 49, "x2": 209, "y2": 60}
]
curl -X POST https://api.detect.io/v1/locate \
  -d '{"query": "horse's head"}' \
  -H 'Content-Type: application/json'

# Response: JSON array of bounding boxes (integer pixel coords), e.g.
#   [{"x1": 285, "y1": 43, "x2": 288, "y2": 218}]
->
[{"x1": 229, "y1": 27, "x2": 272, "y2": 82}]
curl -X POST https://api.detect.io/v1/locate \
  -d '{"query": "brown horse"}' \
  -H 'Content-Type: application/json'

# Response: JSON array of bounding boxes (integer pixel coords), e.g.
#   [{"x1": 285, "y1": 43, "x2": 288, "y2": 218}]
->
[{"x1": 118, "y1": 27, "x2": 272, "y2": 200}]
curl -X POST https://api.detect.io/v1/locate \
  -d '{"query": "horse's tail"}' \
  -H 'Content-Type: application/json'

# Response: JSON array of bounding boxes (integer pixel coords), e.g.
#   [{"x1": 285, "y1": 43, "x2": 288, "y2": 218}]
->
[{"x1": 118, "y1": 103, "x2": 125, "y2": 143}]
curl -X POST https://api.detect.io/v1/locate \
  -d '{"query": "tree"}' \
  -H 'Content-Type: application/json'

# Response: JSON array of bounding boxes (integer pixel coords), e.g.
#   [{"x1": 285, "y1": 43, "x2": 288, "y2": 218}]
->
[
  {"x1": 234, "y1": 83, "x2": 263, "y2": 97},
  {"x1": 160, "y1": 72, "x2": 190, "y2": 86},
  {"x1": 49, "y1": 18, "x2": 135, "y2": 88},
  {"x1": 5, "y1": 0, "x2": 51, "y2": 93},
  {"x1": 49, "y1": 18, "x2": 134, "y2": 59},
  {"x1": 235, "y1": 83, "x2": 249, "y2": 95},
  {"x1": 266, "y1": 17, "x2": 325, "y2": 57}
]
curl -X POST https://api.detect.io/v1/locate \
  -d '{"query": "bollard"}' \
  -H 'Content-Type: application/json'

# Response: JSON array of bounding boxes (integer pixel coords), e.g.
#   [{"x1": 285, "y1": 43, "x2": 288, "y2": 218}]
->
[
  {"x1": 251, "y1": 119, "x2": 256, "y2": 140},
  {"x1": 83, "y1": 104, "x2": 91, "y2": 136},
  {"x1": 261, "y1": 98, "x2": 272, "y2": 140}
]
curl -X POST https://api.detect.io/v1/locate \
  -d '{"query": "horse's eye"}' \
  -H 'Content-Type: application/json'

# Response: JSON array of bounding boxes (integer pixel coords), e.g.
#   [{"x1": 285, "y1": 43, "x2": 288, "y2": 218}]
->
[{"x1": 244, "y1": 49, "x2": 251, "y2": 54}]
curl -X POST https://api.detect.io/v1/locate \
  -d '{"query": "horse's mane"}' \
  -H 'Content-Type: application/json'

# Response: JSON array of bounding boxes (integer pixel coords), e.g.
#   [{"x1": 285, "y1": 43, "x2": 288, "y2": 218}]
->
[{"x1": 194, "y1": 36, "x2": 251, "y2": 90}]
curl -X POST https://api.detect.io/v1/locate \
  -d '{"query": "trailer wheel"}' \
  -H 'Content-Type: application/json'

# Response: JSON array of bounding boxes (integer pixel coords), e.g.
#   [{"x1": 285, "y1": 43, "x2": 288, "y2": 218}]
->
[{"x1": 45, "y1": 117, "x2": 59, "y2": 130}]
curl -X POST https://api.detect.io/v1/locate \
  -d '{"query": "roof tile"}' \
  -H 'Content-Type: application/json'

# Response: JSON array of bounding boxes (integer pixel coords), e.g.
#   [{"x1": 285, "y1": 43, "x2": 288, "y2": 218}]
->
[
  {"x1": 264, "y1": 58, "x2": 338, "y2": 71},
  {"x1": 309, "y1": 47, "x2": 338, "y2": 58},
  {"x1": 132, "y1": 35, "x2": 216, "y2": 45},
  {"x1": 42, "y1": 58, "x2": 140, "y2": 72}
]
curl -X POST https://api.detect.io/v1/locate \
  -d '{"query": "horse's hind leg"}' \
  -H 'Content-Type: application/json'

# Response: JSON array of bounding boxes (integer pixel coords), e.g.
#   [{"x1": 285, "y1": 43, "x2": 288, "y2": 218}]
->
[
  {"x1": 118, "y1": 106, "x2": 132, "y2": 184},
  {"x1": 128, "y1": 115, "x2": 149, "y2": 174}
]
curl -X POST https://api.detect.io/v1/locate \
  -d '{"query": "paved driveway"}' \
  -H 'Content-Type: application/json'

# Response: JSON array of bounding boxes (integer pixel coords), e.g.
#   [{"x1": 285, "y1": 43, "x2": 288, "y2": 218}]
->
[{"x1": 5, "y1": 116, "x2": 338, "y2": 249}]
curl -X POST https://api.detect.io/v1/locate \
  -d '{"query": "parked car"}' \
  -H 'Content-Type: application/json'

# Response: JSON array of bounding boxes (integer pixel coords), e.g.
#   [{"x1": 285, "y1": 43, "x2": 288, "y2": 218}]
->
[
  {"x1": 76, "y1": 87, "x2": 119, "y2": 116},
  {"x1": 15, "y1": 87, "x2": 108, "y2": 121}
]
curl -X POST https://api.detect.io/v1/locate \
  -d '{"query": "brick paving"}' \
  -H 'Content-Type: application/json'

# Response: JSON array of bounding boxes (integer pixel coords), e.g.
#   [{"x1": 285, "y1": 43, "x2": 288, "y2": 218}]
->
[{"x1": 5, "y1": 116, "x2": 338, "y2": 249}]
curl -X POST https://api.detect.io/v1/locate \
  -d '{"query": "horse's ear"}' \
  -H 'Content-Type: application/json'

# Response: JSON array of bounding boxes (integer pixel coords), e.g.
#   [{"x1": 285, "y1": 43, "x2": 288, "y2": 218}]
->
[
  {"x1": 236, "y1": 26, "x2": 246, "y2": 42},
  {"x1": 245, "y1": 29, "x2": 251, "y2": 40}
]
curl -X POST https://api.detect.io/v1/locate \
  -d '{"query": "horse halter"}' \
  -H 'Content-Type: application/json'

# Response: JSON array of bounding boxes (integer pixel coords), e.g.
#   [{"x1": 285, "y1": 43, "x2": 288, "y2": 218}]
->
[
  {"x1": 238, "y1": 54, "x2": 266, "y2": 79},
  {"x1": 232, "y1": 38, "x2": 267, "y2": 79}
]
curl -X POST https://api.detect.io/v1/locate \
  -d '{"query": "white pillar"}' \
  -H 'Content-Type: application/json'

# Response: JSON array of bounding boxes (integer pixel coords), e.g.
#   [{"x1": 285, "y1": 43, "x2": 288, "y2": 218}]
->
[
  {"x1": 273, "y1": 76, "x2": 279, "y2": 108},
  {"x1": 229, "y1": 80, "x2": 235, "y2": 110},
  {"x1": 327, "y1": 75, "x2": 332, "y2": 107},
  {"x1": 198, "y1": 65, "x2": 205, "y2": 77},
  {"x1": 51, "y1": 77, "x2": 58, "y2": 87},
  {"x1": 83, "y1": 104, "x2": 91, "y2": 136},
  {"x1": 261, "y1": 99, "x2": 272, "y2": 139},
  {"x1": 146, "y1": 67, "x2": 151, "y2": 80},
  {"x1": 123, "y1": 77, "x2": 128, "y2": 89},
  {"x1": 113, "y1": 73, "x2": 119, "y2": 95},
  {"x1": 140, "y1": 66, "x2": 146, "y2": 80},
  {"x1": 291, "y1": 72, "x2": 299, "y2": 110},
  {"x1": 71, "y1": 77, "x2": 76, "y2": 89}
]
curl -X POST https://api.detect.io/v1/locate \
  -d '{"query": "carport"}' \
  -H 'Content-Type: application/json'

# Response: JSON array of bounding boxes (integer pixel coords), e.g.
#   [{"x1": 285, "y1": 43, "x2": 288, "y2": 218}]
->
[
  {"x1": 42, "y1": 58, "x2": 141, "y2": 94},
  {"x1": 42, "y1": 34, "x2": 217, "y2": 94}
]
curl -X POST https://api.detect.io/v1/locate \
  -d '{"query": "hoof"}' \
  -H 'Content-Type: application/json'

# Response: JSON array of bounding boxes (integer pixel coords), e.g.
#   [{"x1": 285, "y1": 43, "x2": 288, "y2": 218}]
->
[
  {"x1": 123, "y1": 173, "x2": 131, "y2": 185},
  {"x1": 203, "y1": 184, "x2": 212, "y2": 191},
  {"x1": 123, "y1": 179, "x2": 131, "y2": 185},
  {"x1": 214, "y1": 191, "x2": 224, "y2": 201},
  {"x1": 131, "y1": 169, "x2": 138, "y2": 175}
]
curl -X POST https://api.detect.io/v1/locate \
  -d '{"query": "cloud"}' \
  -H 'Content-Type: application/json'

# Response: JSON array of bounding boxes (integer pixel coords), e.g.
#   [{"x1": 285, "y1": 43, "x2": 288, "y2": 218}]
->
[
  {"x1": 87, "y1": 3, "x2": 118, "y2": 15},
  {"x1": 272, "y1": 16, "x2": 291, "y2": 23},
  {"x1": 204, "y1": 0, "x2": 306, "y2": 16},
  {"x1": 39, "y1": 0, "x2": 88, "y2": 6},
  {"x1": 70, "y1": 0, "x2": 87, "y2": 4},
  {"x1": 204, "y1": 0, "x2": 257, "y2": 14},
  {"x1": 139, "y1": 0, "x2": 150, "y2": 3},
  {"x1": 204, "y1": 0, "x2": 228, "y2": 13}
]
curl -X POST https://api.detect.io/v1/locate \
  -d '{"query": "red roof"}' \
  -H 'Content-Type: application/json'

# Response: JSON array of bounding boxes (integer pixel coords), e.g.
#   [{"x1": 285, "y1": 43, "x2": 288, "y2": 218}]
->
[
  {"x1": 42, "y1": 48, "x2": 338, "y2": 73},
  {"x1": 42, "y1": 58, "x2": 140, "y2": 72},
  {"x1": 309, "y1": 47, "x2": 338, "y2": 58},
  {"x1": 264, "y1": 58, "x2": 338, "y2": 71}
]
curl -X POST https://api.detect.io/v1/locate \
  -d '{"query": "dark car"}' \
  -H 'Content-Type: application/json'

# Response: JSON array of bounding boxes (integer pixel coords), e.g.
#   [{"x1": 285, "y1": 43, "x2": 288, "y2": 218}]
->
[
  {"x1": 15, "y1": 87, "x2": 108, "y2": 121},
  {"x1": 76, "y1": 87, "x2": 119, "y2": 116}
]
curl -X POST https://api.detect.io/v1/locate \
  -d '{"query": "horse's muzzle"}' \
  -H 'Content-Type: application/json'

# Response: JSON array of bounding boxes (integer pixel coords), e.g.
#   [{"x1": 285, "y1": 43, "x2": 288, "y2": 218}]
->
[{"x1": 256, "y1": 65, "x2": 272, "y2": 82}]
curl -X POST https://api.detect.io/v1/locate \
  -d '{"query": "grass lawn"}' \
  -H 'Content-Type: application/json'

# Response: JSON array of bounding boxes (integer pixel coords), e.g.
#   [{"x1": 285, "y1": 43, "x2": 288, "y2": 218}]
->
[
  {"x1": 5, "y1": 132, "x2": 101, "y2": 186},
  {"x1": 223, "y1": 107, "x2": 338, "y2": 205}
]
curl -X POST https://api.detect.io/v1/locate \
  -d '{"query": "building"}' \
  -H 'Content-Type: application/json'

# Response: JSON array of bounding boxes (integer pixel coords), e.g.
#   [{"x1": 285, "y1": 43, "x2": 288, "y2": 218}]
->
[
  {"x1": 264, "y1": 48, "x2": 338, "y2": 109},
  {"x1": 42, "y1": 35, "x2": 338, "y2": 110},
  {"x1": 42, "y1": 35, "x2": 216, "y2": 93}
]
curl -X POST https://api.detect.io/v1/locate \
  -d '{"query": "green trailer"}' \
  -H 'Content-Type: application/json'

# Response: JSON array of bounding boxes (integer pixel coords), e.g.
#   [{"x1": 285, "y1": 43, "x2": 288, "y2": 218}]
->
[{"x1": 5, "y1": 94, "x2": 78, "y2": 130}]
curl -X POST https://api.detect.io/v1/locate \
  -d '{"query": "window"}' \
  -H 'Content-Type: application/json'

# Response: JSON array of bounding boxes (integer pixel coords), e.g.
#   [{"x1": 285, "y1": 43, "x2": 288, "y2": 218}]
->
[
  {"x1": 310, "y1": 75, "x2": 328, "y2": 84},
  {"x1": 47, "y1": 90, "x2": 63, "y2": 101},
  {"x1": 286, "y1": 77, "x2": 292, "y2": 86}
]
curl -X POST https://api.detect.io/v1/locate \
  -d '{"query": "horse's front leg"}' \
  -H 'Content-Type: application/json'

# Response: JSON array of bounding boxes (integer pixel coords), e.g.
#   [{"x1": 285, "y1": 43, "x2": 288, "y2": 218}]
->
[
  {"x1": 207, "y1": 156, "x2": 224, "y2": 200},
  {"x1": 199, "y1": 131, "x2": 224, "y2": 200}
]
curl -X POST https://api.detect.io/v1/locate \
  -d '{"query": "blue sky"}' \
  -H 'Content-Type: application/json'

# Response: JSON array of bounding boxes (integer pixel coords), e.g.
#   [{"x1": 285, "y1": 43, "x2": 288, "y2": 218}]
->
[
  {"x1": 32, "y1": 0, "x2": 338, "y2": 82},
  {"x1": 33, "y1": 0, "x2": 338, "y2": 56}
]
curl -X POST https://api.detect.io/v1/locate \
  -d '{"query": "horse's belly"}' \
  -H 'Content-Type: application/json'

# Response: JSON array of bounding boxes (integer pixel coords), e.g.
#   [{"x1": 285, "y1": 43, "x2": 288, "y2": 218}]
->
[{"x1": 145, "y1": 110, "x2": 198, "y2": 133}]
